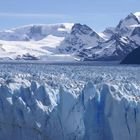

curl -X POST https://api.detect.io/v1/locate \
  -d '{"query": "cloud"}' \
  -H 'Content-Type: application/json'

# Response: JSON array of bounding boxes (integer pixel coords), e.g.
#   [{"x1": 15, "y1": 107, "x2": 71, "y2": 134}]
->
[
  {"x1": 76, "y1": 12, "x2": 128, "y2": 17},
  {"x1": 0, "y1": 12, "x2": 70, "y2": 19}
]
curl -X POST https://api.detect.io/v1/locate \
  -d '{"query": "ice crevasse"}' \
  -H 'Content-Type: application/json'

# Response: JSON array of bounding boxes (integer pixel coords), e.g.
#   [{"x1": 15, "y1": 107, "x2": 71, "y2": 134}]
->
[{"x1": 0, "y1": 75, "x2": 140, "y2": 140}]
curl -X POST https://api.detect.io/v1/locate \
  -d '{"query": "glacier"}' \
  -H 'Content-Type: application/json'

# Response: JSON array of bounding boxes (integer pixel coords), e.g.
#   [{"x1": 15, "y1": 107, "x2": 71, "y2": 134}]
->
[{"x1": 0, "y1": 64, "x2": 140, "y2": 140}]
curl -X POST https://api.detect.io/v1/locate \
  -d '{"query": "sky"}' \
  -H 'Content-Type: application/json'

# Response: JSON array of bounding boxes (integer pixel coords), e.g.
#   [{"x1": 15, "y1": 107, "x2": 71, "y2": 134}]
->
[{"x1": 0, "y1": 0, "x2": 140, "y2": 32}]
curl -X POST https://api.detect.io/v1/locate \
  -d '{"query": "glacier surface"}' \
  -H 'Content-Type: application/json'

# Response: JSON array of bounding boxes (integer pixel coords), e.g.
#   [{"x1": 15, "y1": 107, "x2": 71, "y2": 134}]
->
[{"x1": 0, "y1": 64, "x2": 140, "y2": 140}]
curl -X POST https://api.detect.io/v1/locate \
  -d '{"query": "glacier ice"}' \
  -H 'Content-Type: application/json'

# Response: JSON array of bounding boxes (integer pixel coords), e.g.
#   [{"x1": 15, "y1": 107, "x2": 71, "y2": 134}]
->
[{"x1": 0, "y1": 64, "x2": 140, "y2": 140}]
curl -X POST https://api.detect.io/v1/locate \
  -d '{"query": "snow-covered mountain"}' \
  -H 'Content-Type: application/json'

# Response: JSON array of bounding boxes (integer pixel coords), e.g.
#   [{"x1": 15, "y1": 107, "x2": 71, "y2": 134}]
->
[
  {"x1": 0, "y1": 23, "x2": 73, "y2": 41},
  {"x1": 0, "y1": 12, "x2": 140, "y2": 61},
  {"x1": 78, "y1": 34, "x2": 139, "y2": 61},
  {"x1": 0, "y1": 23, "x2": 103, "y2": 61},
  {"x1": 100, "y1": 12, "x2": 140, "y2": 39},
  {"x1": 0, "y1": 23, "x2": 76, "y2": 61},
  {"x1": 78, "y1": 12, "x2": 140, "y2": 61},
  {"x1": 58, "y1": 23, "x2": 104, "y2": 54}
]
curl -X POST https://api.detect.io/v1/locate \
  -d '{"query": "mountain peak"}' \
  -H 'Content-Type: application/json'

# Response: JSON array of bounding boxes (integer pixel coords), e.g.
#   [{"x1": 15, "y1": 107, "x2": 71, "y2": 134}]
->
[
  {"x1": 0, "y1": 23, "x2": 74, "y2": 41},
  {"x1": 6, "y1": 23, "x2": 74, "y2": 31},
  {"x1": 71, "y1": 23, "x2": 93, "y2": 35},
  {"x1": 134, "y1": 12, "x2": 140, "y2": 21},
  {"x1": 117, "y1": 13, "x2": 140, "y2": 29},
  {"x1": 0, "y1": 13, "x2": 139, "y2": 61}
]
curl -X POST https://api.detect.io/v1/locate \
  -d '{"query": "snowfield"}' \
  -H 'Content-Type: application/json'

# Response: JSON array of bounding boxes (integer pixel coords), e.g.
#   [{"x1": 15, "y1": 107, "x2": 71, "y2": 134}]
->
[{"x1": 0, "y1": 64, "x2": 140, "y2": 140}]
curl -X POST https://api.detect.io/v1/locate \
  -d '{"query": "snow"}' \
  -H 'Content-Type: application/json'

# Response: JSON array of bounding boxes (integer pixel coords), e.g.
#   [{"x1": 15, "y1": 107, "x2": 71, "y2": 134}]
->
[
  {"x1": 0, "y1": 12, "x2": 139, "y2": 61},
  {"x1": 12, "y1": 23, "x2": 71, "y2": 38},
  {"x1": 99, "y1": 27, "x2": 116, "y2": 40},
  {"x1": 0, "y1": 64, "x2": 140, "y2": 140},
  {"x1": 0, "y1": 23, "x2": 82, "y2": 61},
  {"x1": 0, "y1": 39, "x2": 78, "y2": 61},
  {"x1": 120, "y1": 18, "x2": 136, "y2": 28},
  {"x1": 40, "y1": 54, "x2": 77, "y2": 61},
  {"x1": 130, "y1": 24, "x2": 140, "y2": 28},
  {"x1": 58, "y1": 23, "x2": 104, "y2": 54},
  {"x1": 0, "y1": 24, "x2": 75, "y2": 60},
  {"x1": 117, "y1": 13, "x2": 139, "y2": 29},
  {"x1": 98, "y1": 32, "x2": 109, "y2": 40},
  {"x1": 6, "y1": 23, "x2": 74, "y2": 38},
  {"x1": 134, "y1": 12, "x2": 140, "y2": 21}
]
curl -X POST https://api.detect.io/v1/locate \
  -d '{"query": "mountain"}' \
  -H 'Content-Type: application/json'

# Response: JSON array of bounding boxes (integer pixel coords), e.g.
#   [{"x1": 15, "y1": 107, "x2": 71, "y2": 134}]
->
[
  {"x1": 99, "y1": 27, "x2": 116, "y2": 40},
  {"x1": 58, "y1": 23, "x2": 104, "y2": 54},
  {"x1": 0, "y1": 23, "x2": 73, "y2": 41},
  {"x1": 78, "y1": 34, "x2": 140, "y2": 61},
  {"x1": 0, "y1": 23, "x2": 75, "y2": 61},
  {"x1": 78, "y1": 12, "x2": 140, "y2": 61},
  {"x1": 0, "y1": 23, "x2": 103, "y2": 61},
  {"x1": 116, "y1": 13, "x2": 140, "y2": 31},
  {"x1": 0, "y1": 12, "x2": 140, "y2": 61},
  {"x1": 121, "y1": 47, "x2": 140, "y2": 64},
  {"x1": 100, "y1": 12, "x2": 140, "y2": 41}
]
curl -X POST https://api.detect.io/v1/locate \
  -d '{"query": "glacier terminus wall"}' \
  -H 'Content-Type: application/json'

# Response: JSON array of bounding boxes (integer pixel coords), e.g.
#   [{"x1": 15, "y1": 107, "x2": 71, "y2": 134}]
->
[{"x1": 0, "y1": 63, "x2": 140, "y2": 140}]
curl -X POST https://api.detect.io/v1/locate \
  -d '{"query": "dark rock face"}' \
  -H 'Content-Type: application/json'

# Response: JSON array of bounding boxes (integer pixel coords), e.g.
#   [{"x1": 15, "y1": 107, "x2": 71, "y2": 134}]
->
[
  {"x1": 27, "y1": 26, "x2": 45, "y2": 41},
  {"x1": 78, "y1": 34, "x2": 140, "y2": 61},
  {"x1": 58, "y1": 23, "x2": 103, "y2": 54},
  {"x1": 121, "y1": 47, "x2": 140, "y2": 64},
  {"x1": 131, "y1": 27, "x2": 140, "y2": 37},
  {"x1": 116, "y1": 13, "x2": 140, "y2": 29},
  {"x1": 71, "y1": 23, "x2": 93, "y2": 35},
  {"x1": 16, "y1": 53, "x2": 39, "y2": 60}
]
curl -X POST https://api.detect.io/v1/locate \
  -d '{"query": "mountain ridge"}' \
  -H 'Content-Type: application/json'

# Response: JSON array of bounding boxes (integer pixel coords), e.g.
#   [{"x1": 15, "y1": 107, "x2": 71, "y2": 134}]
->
[{"x1": 0, "y1": 12, "x2": 139, "y2": 61}]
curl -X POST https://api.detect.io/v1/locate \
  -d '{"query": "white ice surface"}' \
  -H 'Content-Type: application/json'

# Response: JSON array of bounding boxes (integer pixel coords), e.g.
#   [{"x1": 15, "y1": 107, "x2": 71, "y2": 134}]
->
[{"x1": 0, "y1": 64, "x2": 140, "y2": 140}]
